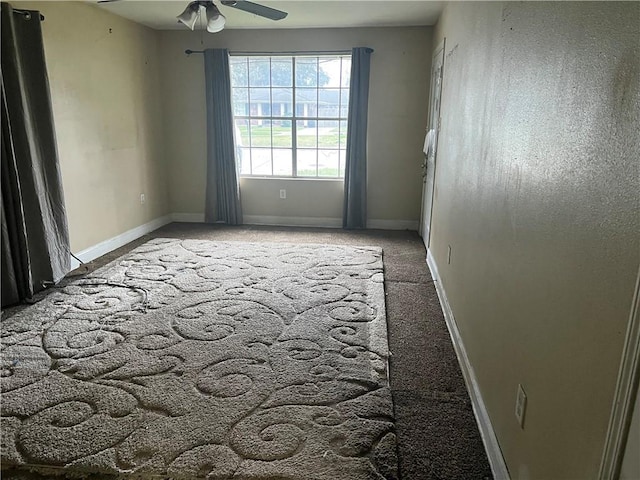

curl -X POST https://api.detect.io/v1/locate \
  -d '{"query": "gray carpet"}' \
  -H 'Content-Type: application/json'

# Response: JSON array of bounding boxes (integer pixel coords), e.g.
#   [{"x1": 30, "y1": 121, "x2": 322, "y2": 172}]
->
[
  {"x1": 1, "y1": 238, "x2": 397, "y2": 479},
  {"x1": 2, "y1": 224, "x2": 493, "y2": 479}
]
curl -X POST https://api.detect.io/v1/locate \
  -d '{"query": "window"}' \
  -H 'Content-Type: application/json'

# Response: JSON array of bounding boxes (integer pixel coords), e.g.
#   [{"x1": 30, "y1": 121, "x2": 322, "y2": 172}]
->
[{"x1": 230, "y1": 54, "x2": 351, "y2": 178}]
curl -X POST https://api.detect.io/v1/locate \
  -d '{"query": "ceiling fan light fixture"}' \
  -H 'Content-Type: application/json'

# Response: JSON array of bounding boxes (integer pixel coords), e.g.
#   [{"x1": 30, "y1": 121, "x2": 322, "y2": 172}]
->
[
  {"x1": 205, "y1": 3, "x2": 226, "y2": 33},
  {"x1": 177, "y1": 2, "x2": 200, "y2": 30}
]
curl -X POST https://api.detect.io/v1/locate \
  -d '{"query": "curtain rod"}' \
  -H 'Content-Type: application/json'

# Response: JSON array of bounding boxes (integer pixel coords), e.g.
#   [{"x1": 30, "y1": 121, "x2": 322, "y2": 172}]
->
[
  {"x1": 185, "y1": 49, "x2": 356, "y2": 56},
  {"x1": 12, "y1": 8, "x2": 45, "y2": 21}
]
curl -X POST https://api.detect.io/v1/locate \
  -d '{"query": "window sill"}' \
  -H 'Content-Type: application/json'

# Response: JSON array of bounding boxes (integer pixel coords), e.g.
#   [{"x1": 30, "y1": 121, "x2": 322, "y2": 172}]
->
[{"x1": 240, "y1": 176, "x2": 344, "y2": 182}]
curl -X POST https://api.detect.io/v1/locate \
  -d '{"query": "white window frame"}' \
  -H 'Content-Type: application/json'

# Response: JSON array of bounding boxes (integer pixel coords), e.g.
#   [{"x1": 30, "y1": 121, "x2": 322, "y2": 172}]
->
[{"x1": 230, "y1": 53, "x2": 351, "y2": 179}]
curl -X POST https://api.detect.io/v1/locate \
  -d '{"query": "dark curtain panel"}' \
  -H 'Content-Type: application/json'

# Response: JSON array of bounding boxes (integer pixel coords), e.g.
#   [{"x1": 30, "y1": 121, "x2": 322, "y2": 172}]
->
[
  {"x1": 343, "y1": 47, "x2": 374, "y2": 229},
  {"x1": 1, "y1": 2, "x2": 70, "y2": 307},
  {"x1": 203, "y1": 48, "x2": 242, "y2": 225}
]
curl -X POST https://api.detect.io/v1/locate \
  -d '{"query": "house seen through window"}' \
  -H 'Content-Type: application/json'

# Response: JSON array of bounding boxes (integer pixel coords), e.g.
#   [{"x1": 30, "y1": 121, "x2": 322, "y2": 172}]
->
[{"x1": 230, "y1": 54, "x2": 351, "y2": 178}]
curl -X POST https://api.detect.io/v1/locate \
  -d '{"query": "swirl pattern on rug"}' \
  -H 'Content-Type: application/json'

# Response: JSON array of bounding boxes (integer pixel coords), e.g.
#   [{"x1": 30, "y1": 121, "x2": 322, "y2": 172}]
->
[{"x1": 1, "y1": 239, "x2": 397, "y2": 479}]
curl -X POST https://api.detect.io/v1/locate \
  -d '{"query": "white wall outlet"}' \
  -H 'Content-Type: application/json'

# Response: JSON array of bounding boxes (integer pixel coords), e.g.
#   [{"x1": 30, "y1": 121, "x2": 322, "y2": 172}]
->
[
  {"x1": 279, "y1": 189, "x2": 286, "y2": 199},
  {"x1": 140, "y1": 193, "x2": 146, "y2": 204},
  {"x1": 515, "y1": 383, "x2": 527, "y2": 429},
  {"x1": 447, "y1": 245, "x2": 452, "y2": 264}
]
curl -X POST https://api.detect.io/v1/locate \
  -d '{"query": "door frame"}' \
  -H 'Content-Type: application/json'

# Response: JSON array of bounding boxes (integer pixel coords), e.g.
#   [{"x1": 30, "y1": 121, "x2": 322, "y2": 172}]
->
[
  {"x1": 420, "y1": 38, "x2": 446, "y2": 249},
  {"x1": 599, "y1": 266, "x2": 640, "y2": 479}
]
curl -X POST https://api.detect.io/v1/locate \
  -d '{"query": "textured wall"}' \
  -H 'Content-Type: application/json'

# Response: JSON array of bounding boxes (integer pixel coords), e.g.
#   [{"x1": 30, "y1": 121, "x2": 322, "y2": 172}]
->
[
  {"x1": 432, "y1": 2, "x2": 639, "y2": 478},
  {"x1": 18, "y1": 1, "x2": 169, "y2": 252},
  {"x1": 159, "y1": 27, "x2": 431, "y2": 226}
]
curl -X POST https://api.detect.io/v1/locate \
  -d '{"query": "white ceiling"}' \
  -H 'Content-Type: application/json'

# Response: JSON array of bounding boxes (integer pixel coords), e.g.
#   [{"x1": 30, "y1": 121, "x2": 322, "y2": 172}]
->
[{"x1": 92, "y1": 1, "x2": 444, "y2": 30}]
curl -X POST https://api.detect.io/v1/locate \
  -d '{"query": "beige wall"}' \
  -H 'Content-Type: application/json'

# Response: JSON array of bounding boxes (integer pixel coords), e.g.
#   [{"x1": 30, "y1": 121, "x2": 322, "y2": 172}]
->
[
  {"x1": 18, "y1": 1, "x2": 169, "y2": 252},
  {"x1": 159, "y1": 27, "x2": 430, "y2": 226},
  {"x1": 240, "y1": 178, "x2": 344, "y2": 226},
  {"x1": 432, "y1": 2, "x2": 639, "y2": 478}
]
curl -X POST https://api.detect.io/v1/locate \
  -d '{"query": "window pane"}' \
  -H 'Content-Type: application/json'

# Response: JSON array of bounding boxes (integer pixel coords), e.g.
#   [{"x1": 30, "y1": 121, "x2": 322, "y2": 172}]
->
[
  {"x1": 341, "y1": 57, "x2": 352, "y2": 88},
  {"x1": 339, "y1": 120, "x2": 348, "y2": 148},
  {"x1": 232, "y1": 88, "x2": 248, "y2": 116},
  {"x1": 248, "y1": 57, "x2": 271, "y2": 86},
  {"x1": 273, "y1": 149, "x2": 292, "y2": 176},
  {"x1": 235, "y1": 118, "x2": 250, "y2": 146},
  {"x1": 251, "y1": 121, "x2": 271, "y2": 147},
  {"x1": 271, "y1": 88, "x2": 292, "y2": 118},
  {"x1": 295, "y1": 88, "x2": 317, "y2": 118},
  {"x1": 339, "y1": 150, "x2": 346, "y2": 177},
  {"x1": 318, "y1": 150, "x2": 340, "y2": 177},
  {"x1": 272, "y1": 123, "x2": 292, "y2": 147},
  {"x1": 252, "y1": 148, "x2": 272, "y2": 175},
  {"x1": 295, "y1": 57, "x2": 318, "y2": 87},
  {"x1": 340, "y1": 89, "x2": 350, "y2": 118},
  {"x1": 230, "y1": 57, "x2": 248, "y2": 86},
  {"x1": 318, "y1": 89, "x2": 340, "y2": 118},
  {"x1": 318, "y1": 120, "x2": 340, "y2": 148},
  {"x1": 297, "y1": 149, "x2": 317, "y2": 177},
  {"x1": 249, "y1": 88, "x2": 270, "y2": 117},
  {"x1": 239, "y1": 147, "x2": 251, "y2": 175},
  {"x1": 271, "y1": 57, "x2": 292, "y2": 87},
  {"x1": 319, "y1": 57, "x2": 342, "y2": 88},
  {"x1": 297, "y1": 120, "x2": 317, "y2": 148}
]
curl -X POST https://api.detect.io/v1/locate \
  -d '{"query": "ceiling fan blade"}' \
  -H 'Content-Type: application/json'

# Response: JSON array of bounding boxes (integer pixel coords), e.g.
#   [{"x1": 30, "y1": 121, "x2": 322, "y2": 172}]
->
[
  {"x1": 221, "y1": 1, "x2": 287, "y2": 21},
  {"x1": 97, "y1": 0, "x2": 122, "y2": 3}
]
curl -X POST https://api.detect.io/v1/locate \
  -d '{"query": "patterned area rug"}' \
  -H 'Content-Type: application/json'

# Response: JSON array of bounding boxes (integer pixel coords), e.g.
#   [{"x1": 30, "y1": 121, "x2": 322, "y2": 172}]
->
[{"x1": 1, "y1": 239, "x2": 397, "y2": 479}]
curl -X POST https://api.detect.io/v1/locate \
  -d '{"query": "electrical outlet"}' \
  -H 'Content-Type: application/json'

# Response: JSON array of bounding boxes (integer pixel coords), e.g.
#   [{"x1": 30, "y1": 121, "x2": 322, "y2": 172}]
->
[
  {"x1": 140, "y1": 193, "x2": 146, "y2": 204},
  {"x1": 515, "y1": 383, "x2": 527, "y2": 429},
  {"x1": 279, "y1": 189, "x2": 286, "y2": 199},
  {"x1": 447, "y1": 245, "x2": 452, "y2": 264}
]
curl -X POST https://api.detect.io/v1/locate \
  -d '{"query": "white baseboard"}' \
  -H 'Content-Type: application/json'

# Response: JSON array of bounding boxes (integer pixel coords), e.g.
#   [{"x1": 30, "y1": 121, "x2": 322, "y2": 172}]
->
[
  {"x1": 172, "y1": 213, "x2": 344, "y2": 228},
  {"x1": 245, "y1": 216, "x2": 418, "y2": 230},
  {"x1": 169, "y1": 213, "x2": 418, "y2": 231},
  {"x1": 170, "y1": 213, "x2": 206, "y2": 223},
  {"x1": 426, "y1": 248, "x2": 511, "y2": 480},
  {"x1": 367, "y1": 219, "x2": 419, "y2": 231},
  {"x1": 243, "y1": 215, "x2": 342, "y2": 228},
  {"x1": 69, "y1": 215, "x2": 172, "y2": 270}
]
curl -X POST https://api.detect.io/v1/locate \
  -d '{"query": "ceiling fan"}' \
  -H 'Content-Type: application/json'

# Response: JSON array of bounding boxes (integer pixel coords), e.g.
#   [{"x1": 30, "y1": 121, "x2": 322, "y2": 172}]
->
[{"x1": 96, "y1": 0, "x2": 288, "y2": 33}]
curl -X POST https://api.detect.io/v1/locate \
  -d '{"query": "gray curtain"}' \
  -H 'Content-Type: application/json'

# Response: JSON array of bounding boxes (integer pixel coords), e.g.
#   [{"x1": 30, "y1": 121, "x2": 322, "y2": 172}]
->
[
  {"x1": 1, "y1": 2, "x2": 70, "y2": 307},
  {"x1": 343, "y1": 47, "x2": 373, "y2": 229},
  {"x1": 204, "y1": 48, "x2": 242, "y2": 225}
]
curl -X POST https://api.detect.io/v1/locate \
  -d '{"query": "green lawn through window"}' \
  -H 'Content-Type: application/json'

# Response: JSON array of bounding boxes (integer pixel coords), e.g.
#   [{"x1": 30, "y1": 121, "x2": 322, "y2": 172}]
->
[{"x1": 238, "y1": 125, "x2": 346, "y2": 148}]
